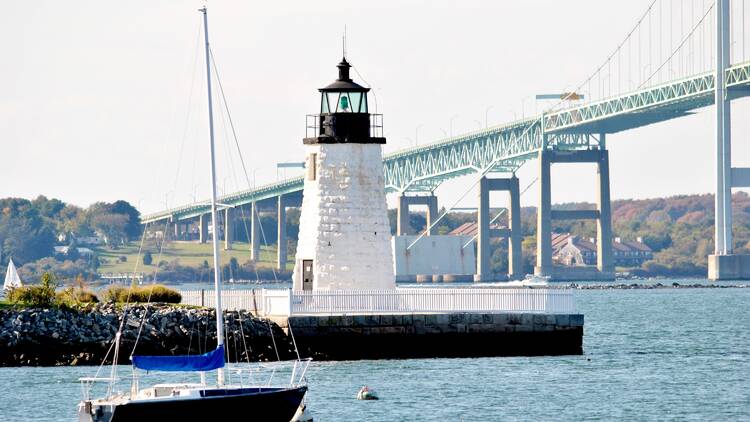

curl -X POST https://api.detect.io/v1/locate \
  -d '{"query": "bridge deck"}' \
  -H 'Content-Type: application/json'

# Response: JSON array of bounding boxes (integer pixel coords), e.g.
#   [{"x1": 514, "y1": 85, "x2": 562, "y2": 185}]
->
[{"x1": 143, "y1": 61, "x2": 750, "y2": 224}]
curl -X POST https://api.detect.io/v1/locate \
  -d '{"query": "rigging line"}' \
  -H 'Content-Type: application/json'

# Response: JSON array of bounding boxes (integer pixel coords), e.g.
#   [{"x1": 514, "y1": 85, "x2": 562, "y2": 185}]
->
[
  {"x1": 213, "y1": 67, "x2": 241, "y2": 201},
  {"x1": 639, "y1": 2, "x2": 714, "y2": 89},
  {"x1": 232, "y1": 323, "x2": 239, "y2": 369},
  {"x1": 461, "y1": 176, "x2": 539, "y2": 249},
  {"x1": 129, "y1": 218, "x2": 172, "y2": 361},
  {"x1": 209, "y1": 49, "x2": 278, "y2": 281},
  {"x1": 267, "y1": 320, "x2": 281, "y2": 361},
  {"x1": 171, "y1": 22, "x2": 204, "y2": 197},
  {"x1": 237, "y1": 313, "x2": 253, "y2": 364},
  {"x1": 351, "y1": 64, "x2": 378, "y2": 114},
  {"x1": 286, "y1": 320, "x2": 302, "y2": 362},
  {"x1": 108, "y1": 219, "x2": 152, "y2": 394},
  {"x1": 209, "y1": 47, "x2": 279, "y2": 282},
  {"x1": 406, "y1": 135, "x2": 536, "y2": 251}
]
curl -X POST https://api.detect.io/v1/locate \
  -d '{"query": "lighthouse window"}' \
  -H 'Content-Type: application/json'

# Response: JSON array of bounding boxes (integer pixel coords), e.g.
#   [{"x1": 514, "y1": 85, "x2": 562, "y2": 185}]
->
[
  {"x1": 325, "y1": 92, "x2": 339, "y2": 113},
  {"x1": 307, "y1": 153, "x2": 317, "y2": 181},
  {"x1": 349, "y1": 92, "x2": 363, "y2": 112},
  {"x1": 322, "y1": 92, "x2": 367, "y2": 113}
]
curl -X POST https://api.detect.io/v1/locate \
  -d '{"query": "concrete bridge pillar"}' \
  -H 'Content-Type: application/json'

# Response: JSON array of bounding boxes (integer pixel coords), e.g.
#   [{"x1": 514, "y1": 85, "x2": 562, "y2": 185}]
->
[
  {"x1": 250, "y1": 201, "x2": 260, "y2": 261},
  {"x1": 397, "y1": 195, "x2": 409, "y2": 236},
  {"x1": 508, "y1": 176, "x2": 522, "y2": 279},
  {"x1": 173, "y1": 221, "x2": 180, "y2": 240},
  {"x1": 223, "y1": 208, "x2": 233, "y2": 250},
  {"x1": 535, "y1": 148, "x2": 614, "y2": 280},
  {"x1": 596, "y1": 149, "x2": 614, "y2": 273},
  {"x1": 535, "y1": 150, "x2": 553, "y2": 277},
  {"x1": 476, "y1": 176, "x2": 522, "y2": 281},
  {"x1": 707, "y1": 0, "x2": 750, "y2": 280},
  {"x1": 277, "y1": 195, "x2": 287, "y2": 270},
  {"x1": 199, "y1": 214, "x2": 209, "y2": 244},
  {"x1": 397, "y1": 194, "x2": 438, "y2": 236}
]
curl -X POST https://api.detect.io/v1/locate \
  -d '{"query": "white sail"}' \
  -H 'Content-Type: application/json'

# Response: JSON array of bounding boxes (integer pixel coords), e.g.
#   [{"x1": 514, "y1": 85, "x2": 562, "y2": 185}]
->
[{"x1": 4, "y1": 259, "x2": 23, "y2": 290}]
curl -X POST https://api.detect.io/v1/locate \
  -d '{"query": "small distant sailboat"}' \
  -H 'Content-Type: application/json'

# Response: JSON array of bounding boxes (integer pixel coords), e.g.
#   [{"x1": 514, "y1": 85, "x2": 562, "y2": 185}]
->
[
  {"x1": 77, "y1": 7, "x2": 309, "y2": 421},
  {"x1": 3, "y1": 258, "x2": 23, "y2": 291}
]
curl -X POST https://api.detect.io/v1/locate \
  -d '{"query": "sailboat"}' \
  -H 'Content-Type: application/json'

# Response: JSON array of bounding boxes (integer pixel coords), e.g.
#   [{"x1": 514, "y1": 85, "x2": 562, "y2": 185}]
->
[
  {"x1": 77, "y1": 7, "x2": 309, "y2": 422},
  {"x1": 3, "y1": 258, "x2": 23, "y2": 292}
]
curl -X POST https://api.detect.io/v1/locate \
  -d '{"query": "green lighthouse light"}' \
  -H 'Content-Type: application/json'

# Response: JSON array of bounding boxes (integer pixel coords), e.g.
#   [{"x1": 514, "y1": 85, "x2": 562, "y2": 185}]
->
[{"x1": 339, "y1": 95, "x2": 350, "y2": 111}]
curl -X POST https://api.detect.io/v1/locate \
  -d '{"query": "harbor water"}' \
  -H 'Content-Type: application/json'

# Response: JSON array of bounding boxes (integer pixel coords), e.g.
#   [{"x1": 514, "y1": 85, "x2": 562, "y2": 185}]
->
[{"x1": 1, "y1": 283, "x2": 748, "y2": 421}]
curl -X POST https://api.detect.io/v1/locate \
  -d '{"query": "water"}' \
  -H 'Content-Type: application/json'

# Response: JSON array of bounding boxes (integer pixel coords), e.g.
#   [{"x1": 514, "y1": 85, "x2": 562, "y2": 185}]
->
[{"x1": 2, "y1": 284, "x2": 748, "y2": 421}]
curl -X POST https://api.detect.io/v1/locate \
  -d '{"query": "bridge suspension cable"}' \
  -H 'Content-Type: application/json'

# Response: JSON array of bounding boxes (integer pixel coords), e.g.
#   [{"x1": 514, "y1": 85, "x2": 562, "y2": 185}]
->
[{"x1": 556, "y1": 0, "x2": 750, "y2": 109}]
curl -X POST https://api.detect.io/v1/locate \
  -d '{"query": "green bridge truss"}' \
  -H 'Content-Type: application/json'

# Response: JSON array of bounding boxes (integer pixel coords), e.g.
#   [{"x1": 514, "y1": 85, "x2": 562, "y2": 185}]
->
[{"x1": 143, "y1": 60, "x2": 750, "y2": 224}]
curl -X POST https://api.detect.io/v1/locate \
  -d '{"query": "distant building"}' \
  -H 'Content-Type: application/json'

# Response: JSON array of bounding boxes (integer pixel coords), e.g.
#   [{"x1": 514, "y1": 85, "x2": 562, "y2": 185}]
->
[
  {"x1": 75, "y1": 235, "x2": 105, "y2": 246},
  {"x1": 551, "y1": 233, "x2": 653, "y2": 267},
  {"x1": 54, "y1": 246, "x2": 95, "y2": 257},
  {"x1": 552, "y1": 234, "x2": 597, "y2": 266},
  {"x1": 612, "y1": 237, "x2": 654, "y2": 266},
  {"x1": 449, "y1": 222, "x2": 506, "y2": 237}
]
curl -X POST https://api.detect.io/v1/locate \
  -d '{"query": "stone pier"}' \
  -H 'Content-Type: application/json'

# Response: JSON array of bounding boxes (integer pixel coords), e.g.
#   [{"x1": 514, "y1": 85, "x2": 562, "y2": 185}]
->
[{"x1": 270, "y1": 312, "x2": 583, "y2": 360}]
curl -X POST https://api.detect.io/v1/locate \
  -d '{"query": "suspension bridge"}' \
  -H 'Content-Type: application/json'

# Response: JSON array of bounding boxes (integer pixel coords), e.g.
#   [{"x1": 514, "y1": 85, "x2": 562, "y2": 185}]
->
[{"x1": 143, "y1": 0, "x2": 750, "y2": 280}]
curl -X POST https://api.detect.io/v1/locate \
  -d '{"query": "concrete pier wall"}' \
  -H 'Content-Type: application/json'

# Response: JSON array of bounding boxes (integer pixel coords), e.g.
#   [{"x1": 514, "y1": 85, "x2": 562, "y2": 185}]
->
[
  {"x1": 271, "y1": 312, "x2": 583, "y2": 360},
  {"x1": 392, "y1": 235, "x2": 475, "y2": 279}
]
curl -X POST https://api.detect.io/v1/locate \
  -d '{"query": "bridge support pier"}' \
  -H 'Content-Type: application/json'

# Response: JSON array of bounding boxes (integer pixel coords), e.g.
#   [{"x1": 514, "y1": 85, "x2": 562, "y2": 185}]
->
[
  {"x1": 475, "y1": 176, "x2": 522, "y2": 281},
  {"x1": 708, "y1": 0, "x2": 750, "y2": 280},
  {"x1": 535, "y1": 148, "x2": 614, "y2": 280},
  {"x1": 250, "y1": 201, "x2": 260, "y2": 261},
  {"x1": 223, "y1": 208, "x2": 233, "y2": 250},
  {"x1": 277, "y1": 195, "x2": 287, "y2": 271},
  {"x1": 199, "y1": 214, "x2": 209, "y2": 244},
  {"x1": 397, "y1": 194, "x2": 438, "y2": 236}
]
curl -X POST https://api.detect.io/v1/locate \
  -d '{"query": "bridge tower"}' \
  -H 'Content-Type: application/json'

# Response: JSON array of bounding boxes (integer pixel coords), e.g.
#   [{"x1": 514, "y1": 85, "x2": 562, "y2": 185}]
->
[
  {"x1": 292, "y1": 56, "x2": 395, "y2": 290},
  {"x1": 709, "y1": 0, "x2": 750, "y2": 279},
  {"x1": 534, "y1": 144, "x2": 614, "y2": 281}
]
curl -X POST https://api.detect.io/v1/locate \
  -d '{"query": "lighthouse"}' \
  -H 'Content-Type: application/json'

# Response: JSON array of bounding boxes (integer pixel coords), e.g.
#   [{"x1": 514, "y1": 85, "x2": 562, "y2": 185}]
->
[{"x1": 292, "y1": 56, "x2": 395, "y2": 291}]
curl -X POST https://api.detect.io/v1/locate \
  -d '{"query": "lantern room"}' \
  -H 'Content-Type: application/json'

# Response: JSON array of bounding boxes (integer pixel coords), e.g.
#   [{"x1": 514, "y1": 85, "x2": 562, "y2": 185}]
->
[{"x1": 304, "y1": 57, "x2": 384, "y2": 145}]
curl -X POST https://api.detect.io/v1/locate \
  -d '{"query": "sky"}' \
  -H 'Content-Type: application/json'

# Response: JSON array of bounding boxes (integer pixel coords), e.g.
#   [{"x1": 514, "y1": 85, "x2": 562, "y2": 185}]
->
[{"x1": 2, "y1": 0, "x2": 750, "y2": 214}]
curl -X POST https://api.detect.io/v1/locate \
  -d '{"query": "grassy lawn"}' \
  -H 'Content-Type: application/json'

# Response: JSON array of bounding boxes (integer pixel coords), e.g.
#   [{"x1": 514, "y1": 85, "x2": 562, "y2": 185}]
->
[{"x1": 95, "y1": 241, "x2": 294, "y2": 273}]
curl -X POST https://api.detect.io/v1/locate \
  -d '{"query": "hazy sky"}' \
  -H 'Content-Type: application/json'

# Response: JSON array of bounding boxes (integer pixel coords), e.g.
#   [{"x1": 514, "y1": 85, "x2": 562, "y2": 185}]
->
[{"x1": 3, "y1": 0, "x2": 749, "y2": 213}]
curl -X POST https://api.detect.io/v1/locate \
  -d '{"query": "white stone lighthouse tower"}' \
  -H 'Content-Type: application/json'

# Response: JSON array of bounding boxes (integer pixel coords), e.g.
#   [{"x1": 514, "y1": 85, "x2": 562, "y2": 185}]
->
[{"x1": 292, "y1": 57, "x2": 395, "y2": 291}]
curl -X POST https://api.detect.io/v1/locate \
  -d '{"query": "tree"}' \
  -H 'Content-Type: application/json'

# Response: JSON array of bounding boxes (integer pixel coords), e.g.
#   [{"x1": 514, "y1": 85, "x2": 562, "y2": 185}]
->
[
  {"x1": 0, "y1": 198, "x2": 56, "y2": 265},
  {"x1": 90, "y1": 212, "x2": 128, "y2": 248},
  {"x1": 110, "y1": 200, "x2": 142, "y2": 240},
  {"x1": 143, "y1": 251, "x2": 153, "y2": 266}
]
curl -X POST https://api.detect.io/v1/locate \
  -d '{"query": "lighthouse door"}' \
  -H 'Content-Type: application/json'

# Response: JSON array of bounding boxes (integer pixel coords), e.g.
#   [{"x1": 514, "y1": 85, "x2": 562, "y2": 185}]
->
[{"x1": 302, "y1": 260, "x2": 314, "y2": 291}]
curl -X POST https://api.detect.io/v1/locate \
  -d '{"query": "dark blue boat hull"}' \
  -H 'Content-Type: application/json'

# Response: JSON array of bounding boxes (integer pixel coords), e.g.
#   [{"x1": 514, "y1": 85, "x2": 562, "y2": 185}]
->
[{"x1": 79, "y1": 386, "x2": 307, "y2": 422}]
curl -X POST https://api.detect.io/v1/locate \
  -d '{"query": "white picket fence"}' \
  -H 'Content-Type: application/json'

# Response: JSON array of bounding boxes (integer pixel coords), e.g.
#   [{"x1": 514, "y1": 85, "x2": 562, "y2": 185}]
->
[
  {"x1": 179, "y1": 287, "x2": 575, "y2": 316},
  {"x1": 180, "y1": 289, "x2": 263, "y2": 314}
]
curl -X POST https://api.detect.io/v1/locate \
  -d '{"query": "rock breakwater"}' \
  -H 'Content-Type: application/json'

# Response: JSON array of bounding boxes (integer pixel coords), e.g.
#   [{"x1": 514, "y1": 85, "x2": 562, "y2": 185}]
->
[{"x1": 0, "y1": 304, "x2": 296, "y2": 366}]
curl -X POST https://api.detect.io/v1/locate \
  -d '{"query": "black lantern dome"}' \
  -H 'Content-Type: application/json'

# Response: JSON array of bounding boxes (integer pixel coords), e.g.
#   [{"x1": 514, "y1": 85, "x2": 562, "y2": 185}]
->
[{"x1": 304, "y1": 57, "x2": 385, "y2": 145}]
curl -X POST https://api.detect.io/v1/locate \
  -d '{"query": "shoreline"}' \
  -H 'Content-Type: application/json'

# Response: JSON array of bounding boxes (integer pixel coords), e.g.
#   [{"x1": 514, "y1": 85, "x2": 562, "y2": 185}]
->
[{"x1": 0, "y1": 304, "x2": 296, "y2": 367}]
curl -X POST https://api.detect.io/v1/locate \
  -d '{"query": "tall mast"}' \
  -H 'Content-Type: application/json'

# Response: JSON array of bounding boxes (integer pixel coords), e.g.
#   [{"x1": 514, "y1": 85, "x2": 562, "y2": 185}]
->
[{"x1": 200, "y1": 5, "x2": 225, "y2": 386}]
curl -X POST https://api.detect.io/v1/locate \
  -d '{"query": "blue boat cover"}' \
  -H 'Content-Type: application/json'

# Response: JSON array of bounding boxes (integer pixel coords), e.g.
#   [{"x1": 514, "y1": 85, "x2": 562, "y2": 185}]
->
[{"x1": 132, "y1": 345, "x2": 225, "y2": 372}]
